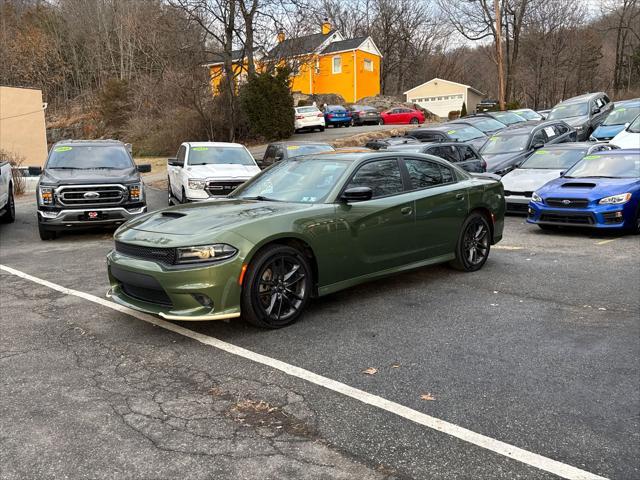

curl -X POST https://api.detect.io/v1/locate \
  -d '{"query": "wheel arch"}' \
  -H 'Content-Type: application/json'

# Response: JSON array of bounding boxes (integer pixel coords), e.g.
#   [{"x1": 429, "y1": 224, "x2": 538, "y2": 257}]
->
[{"x1": 468, "y1": 207, "x2": 495, "y2": 243}]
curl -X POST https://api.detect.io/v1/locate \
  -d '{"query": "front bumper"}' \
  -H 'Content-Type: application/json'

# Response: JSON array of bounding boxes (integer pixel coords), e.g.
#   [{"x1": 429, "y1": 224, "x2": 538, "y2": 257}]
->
[
  {"x1": 38, "y1": 206, "x2": 146, "y2": 229},
  {"x1": 106, "y1": 250, "x2": 243, "y2": 321},
  {"x1": 526, "y1": 201, "x2": 631, "y2": 229},
  {"x1": 504, "y1": 195, "x2": 531, "y2": 214}
]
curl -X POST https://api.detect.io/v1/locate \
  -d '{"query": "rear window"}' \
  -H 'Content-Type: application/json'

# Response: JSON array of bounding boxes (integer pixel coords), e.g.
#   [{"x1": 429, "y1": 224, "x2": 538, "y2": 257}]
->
[
  {"x1": 47, "y1": 145, "x2": 133, "y2": 169},
  {"x1": 296, "y1": 106, "x2": 319, "y2": 114}
]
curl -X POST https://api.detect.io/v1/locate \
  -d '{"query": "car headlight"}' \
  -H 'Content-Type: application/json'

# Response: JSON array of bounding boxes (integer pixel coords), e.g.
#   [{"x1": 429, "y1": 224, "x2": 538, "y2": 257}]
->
[
  {"x1": 531, "y1": 191, "x2": 543, "y2": 203},
  {"x1": 128, "y1": 183, "x2": 143, "y2": 201},
  {"x1": 599, "y1": 193, "x2": 631, "y2": 205},
  {"x1": 39, "y1": 186, "x2": 54, "y2": 205},
  {"x1": 188, "y1": 179, "x2": 207, "y2": 190},
  {"x1": 176, "y1": 244, "x2": 237, "y2": 264}
]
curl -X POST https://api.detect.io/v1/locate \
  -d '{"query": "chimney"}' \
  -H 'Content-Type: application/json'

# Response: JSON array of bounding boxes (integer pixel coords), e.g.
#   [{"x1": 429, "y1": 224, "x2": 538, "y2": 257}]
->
[
  {"x1": 277, "y1": 28, "x2": 285, "y2": 43},
  {"x1": 321, "y1": 17, "x2": 331, "y2": 35}
]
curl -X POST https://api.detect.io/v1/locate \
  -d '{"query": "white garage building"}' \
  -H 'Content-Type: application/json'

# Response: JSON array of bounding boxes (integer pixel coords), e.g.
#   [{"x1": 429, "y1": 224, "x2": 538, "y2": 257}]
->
[{"x1": 404, "y1": 78, "x2": 484, "y2": 119}]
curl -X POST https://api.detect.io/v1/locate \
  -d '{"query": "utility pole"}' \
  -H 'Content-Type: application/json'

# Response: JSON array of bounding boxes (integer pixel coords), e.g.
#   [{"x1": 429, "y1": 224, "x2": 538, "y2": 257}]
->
[{"x1": 494, "y1": 0, "x2": 506, "y2": 110}]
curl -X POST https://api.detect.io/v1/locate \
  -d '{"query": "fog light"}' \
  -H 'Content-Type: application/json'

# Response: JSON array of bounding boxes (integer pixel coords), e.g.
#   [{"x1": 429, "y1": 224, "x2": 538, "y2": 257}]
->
[
  {"x1": 40, "y1": 210, "x2": 59, "y2": 219},
  {"x1": 192, "y1": 293, "x2": 214, "y2": 309}
]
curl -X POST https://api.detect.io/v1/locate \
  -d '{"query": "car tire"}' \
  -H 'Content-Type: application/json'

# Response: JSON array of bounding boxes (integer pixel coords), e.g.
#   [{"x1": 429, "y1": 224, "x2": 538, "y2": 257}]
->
[
  {"x1": 0, "y1": 186, "x2": 15, "y2": 223},
  {"x1": 410, "y1": 117, "x2": 419, "y2": 125},
  {"x1": 628, "y1": 209, "x2": 640, "y2": 235},
  {"x1": 38, "y1": 222, "x2": 57, "y2": 241},
  {"x1": 319, "y1": 126, "x2": 325, "y2": 132},
  {"x1": 241, "y1": 244, "x2": 313, "y2": 329},
  {"x1": 345, "y1": 122, "x2": 350, "y2": 128},
  {"x1": 379, "y1": 119, "x2": 384, "y2": 125},
  {"x1": 450, "y1": 212, "x2": 491, "y2": 272},
  {"x1": 181, "y1": 187, "x2": 187, "y2": 203}
]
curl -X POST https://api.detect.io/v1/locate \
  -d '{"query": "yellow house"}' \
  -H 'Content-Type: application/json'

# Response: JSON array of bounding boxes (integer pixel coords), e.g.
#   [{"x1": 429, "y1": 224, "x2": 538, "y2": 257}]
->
[{"x1": 204, "y1": 20, "x2": 382, "y2": 103}]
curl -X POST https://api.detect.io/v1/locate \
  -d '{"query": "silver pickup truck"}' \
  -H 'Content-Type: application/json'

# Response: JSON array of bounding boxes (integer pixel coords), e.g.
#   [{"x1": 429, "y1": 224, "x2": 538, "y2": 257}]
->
[{"x1": 0, "y1": 161, "x2": 16, "y2": 224}]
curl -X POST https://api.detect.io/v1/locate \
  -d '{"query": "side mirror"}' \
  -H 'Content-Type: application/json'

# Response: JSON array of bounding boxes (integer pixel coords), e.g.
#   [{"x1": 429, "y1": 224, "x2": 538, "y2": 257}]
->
[
  {"x1": 137, "y1": 164, "x2": 151, "y2": 173},
  {"x1": 168, "y1": 158, "x2": 180, "y2": 167},
  {"x1": 559, "y1": 171, "x2": 566, "y2": 177},
  {"x1": 592, "y1": 106, "x2": 600, "y2": 114},
  {"x1": 274, "y1": 154, "x2": 284, "y2": 162},
  {"x1": 341, "y1": 187, "x2": 373, "y2": 203},
  {"x1": 28, "y1": 166, "x2": 43, "y2": 176},
  {"x1": 532, "y1": 141, "x2": 545, "y2": 149}
]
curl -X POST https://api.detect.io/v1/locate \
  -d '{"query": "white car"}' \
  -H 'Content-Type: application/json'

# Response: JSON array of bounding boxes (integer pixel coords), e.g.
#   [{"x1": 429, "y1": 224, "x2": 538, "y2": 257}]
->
[
  {"x1": 501, "y1": 142, "x2": 617, "y2": 214},
  {"x1": 167, "y1": 142, "x2": 261, "y2": 204},
  {"x1": 0, "y1": 160, "x2": 15, "y2": 223},
  {"x1": 610, "y1": 114, "x2": 640, "y2": 149},
  {"x1": 294, "y1": 106, "x2": 325, "y2": 132}
]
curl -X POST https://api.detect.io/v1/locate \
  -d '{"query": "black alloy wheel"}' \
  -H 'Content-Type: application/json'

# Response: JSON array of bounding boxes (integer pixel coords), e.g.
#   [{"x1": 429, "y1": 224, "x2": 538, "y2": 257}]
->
[
  {"x1": 410, "y1": 117, "x2": 419, "y2": 125},
  {"x1": 450, "y1": 213, "x2": 491, "y2": 272},
  {"x1": 242, "y1": 245, "x2": 312, "y2": 328}
]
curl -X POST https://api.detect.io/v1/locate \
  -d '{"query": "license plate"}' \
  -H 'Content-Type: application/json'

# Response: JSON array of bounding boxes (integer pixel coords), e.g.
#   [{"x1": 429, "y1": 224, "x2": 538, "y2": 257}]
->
[{"x1": 87, "y1": 211, "x2": 100, "y2": 219}]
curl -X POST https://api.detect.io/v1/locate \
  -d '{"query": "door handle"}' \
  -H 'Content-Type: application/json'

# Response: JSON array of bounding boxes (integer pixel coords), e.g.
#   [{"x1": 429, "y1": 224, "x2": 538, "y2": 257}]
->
[
  {"x1": 456, "y1": 193, "x2": 465, "y2": 200},
  {"x1": 400, "y1": 206, "x2": 413, "y2": 215}
]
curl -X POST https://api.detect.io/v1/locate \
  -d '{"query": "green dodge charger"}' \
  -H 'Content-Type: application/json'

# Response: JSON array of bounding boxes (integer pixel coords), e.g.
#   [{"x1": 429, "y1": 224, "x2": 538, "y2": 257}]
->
[{"x1": 107, "y1": 151, "x2": 505, "y2": 328}]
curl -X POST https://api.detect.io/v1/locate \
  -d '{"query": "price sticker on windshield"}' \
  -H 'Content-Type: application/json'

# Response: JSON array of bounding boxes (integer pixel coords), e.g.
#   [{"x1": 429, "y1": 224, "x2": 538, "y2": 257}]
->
[
  {"x1": 447, "y1": 130, "x2": 456, "y2": 134},
  {"x1": 287, "y1": 145, "x2": 300, "y2": 150},
  {"x1": 583, "y1": 155, "x2": 599, "y2": 160},
  {"x1": 535, "y1": 150, "x2": 548, "y2": 155},
  {"x1": 615, "y1": 108, "x2": 626, "y2": 112},
  {"x1": 54, "y1": 146, "x2": 73, "y2": 152},
  {"x1": 191, "y1": 147, "x2": 209, "y2": 151}
]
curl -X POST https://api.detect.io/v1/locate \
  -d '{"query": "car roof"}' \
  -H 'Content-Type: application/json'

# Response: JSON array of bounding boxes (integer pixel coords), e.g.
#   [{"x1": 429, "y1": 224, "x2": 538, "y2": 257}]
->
[
  {"x1": 556, "y1": 92, "x2": 604, "y2": 105},
  {"x1": 592, "y1": 148, "x2": 640, "y2": 155},
  {"x1": 411, "y1": 124, "x2": 476, "y2": 133},
  {"x1": 186, "y1": 141, "x2": 246, "y2": 148},
  {"x1": 54, "y1": 139, "x2": 124, "y2": 147},
  {"x1": 613, "y1": 99, "x2": 640, "y2": 107},
  {"x1": 269, "y1": 141, "x2": 333, "y2": 147},
  {"x1": 493, "y1": 120, "x2": 548, "y2": 134}
]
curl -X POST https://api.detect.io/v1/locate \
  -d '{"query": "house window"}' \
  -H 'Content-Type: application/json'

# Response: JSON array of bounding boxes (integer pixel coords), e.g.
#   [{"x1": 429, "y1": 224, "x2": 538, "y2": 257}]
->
[
  {"x1": 332, "y1": 56, "x2": 342, "y2": 74},
  {"x1": 364, "y1": 58, "x2": 373, "y2": 72}
]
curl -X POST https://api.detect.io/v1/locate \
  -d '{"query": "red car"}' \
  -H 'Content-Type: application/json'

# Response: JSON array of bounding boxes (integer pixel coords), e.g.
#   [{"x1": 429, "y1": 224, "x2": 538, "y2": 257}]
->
[{"x1": 380, "y1": 107, "x2": 425, "y2": 125}]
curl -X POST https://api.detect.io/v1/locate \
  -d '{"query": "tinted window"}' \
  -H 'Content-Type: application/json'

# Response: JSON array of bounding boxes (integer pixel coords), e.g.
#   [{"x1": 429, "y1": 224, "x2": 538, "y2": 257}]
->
[
  {"x1": 531, "y1": 130, "x2": 547, "y2": 146},
  {"x1": 405, "y1": 159, "x2": 442, "y2": 189},
  {"x1": 47, "y1": 145, "x2": 133, "y2": 169},
  {"x1": 429, "y1": 145, "x2": 459, "y2": 163},
  {"x1": 412, "y1": 131, "x2": 441, "y2": 141},
  {"x1": 347, "y1": 159, "x2": 403, "y2": 198},
  {"x1": 177, "y1": 146, "x2": 187, "y2": 164},
  {"x1": 458, "y1": 145, "x2": 478, "y2": 161},
  {"x1": 555, "y1": 123, "x2": 569, "y2": 135},
  {"x1": 440, "y1": 165, "x2": 454, "y2": 183}
]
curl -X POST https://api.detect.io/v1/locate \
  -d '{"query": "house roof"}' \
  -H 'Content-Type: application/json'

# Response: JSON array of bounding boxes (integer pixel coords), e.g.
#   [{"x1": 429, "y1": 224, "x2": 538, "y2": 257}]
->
[
  {"x1": 321, "y1": 36, "x2": 368, "y2": 54},
  {"x1": 404, "y1": 78, "x2": 484, "y2": 97},
  {"x1": 268, "y1": 30, "x2": 337, "y2": 58},
  {"x1": 204, "y1": 48, "x2": 262, "y2": 66}
]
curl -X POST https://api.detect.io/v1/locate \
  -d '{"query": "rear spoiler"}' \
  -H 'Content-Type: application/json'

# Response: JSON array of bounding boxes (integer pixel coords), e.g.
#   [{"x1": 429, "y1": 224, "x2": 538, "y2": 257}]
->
[{"x1": 470, "y1": 172, "x2": 501, "y2": 181}]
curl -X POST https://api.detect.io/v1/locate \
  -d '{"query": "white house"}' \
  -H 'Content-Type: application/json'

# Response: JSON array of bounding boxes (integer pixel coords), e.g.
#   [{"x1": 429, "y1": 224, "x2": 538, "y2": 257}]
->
[{"x1": 404, "y1": 78, "x2": 484, "y2": 119}]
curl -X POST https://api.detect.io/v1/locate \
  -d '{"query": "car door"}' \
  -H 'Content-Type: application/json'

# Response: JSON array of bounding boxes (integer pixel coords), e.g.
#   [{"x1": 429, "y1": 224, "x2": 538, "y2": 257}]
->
[
  {"x1": 335, "y1": 158, "x2": 417, "y2": 276},
  {"x1": 170, "y1": 145, "x2": 186, "y2": 197},
  {"x1": 402, "y1": 157, "x2": 468, "y2": 258},
  {"x1": 456, "y1": 145, "x2": 484, "y2": 173}
]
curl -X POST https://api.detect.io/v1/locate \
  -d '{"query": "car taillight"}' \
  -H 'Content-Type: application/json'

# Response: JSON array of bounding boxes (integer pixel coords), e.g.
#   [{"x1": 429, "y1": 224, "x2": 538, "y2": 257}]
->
[
  {"x1": 327, "y1": 114, "x2": 334, "y2": 118},
  {"x1": 317, "y1": 113, "x2": 323, "y2": 117},
  {"x1": 295, "y1": 115, "x2": 304, "y2": 119}
]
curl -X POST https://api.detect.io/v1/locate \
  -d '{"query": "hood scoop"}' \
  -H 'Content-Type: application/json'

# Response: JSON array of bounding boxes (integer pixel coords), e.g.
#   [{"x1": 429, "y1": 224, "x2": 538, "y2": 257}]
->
[
  {"x1": 138, "y1": 211, "x2": 187, "y2": 229},
  {"x1": 561, "y1": 182, "x2": 596, "y2": 189}
]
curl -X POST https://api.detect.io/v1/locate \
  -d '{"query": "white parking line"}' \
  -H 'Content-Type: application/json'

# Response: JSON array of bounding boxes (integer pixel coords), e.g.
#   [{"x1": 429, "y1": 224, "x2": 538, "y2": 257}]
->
[
  {"x1": 595, "y1": 238, "x2": 620, "y2": 245},
  {"x1": 493, "y1": 245, "x2": 524, "y2": 250},
  {"x1": 0, "y1": 263, "x2": 608, "y2": 480}
]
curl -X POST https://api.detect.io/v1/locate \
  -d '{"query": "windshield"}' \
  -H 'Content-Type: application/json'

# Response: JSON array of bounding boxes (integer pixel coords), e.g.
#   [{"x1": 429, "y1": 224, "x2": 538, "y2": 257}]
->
[
  {"x1": 628, "y1": 114, "x2": 640, "y2": 133},
  {"x1": 465, "y1": 118, "x2": 506, "y2": 133},
  {"x1": 547, "y1": 103, "x2": 588, "y2": 120},
  {"x1": 565, "y1": 153, "x2": 640, "y2": 179},
  {"x1": 490, "y1": 112, "x2": 526, "y2": 125},
  {"x1": 231, "y1": 158, "x2": 349, "y2": 203},
  {"x1": 603, "y1": 106, "x2": 640, "y2": 126},
  {"x1": 445, "y1": 126, "x2": 484, "y2": 141},
  {"x1": 188, "y1": 146, "x2": 255, "y2": 166},
  {"x1": 520, "y1": 149, "x2": 586, "y2": 169},
  {"x1": 513, "y1": 110, "x2": 541, "y2": 121},
  {"x1": 480, "y1": 134, "x2": 529, "y2": 154},
  {"x1": 286, "y1": 144, "x2": 335, "y2": 158},
  {"x1": 47, "y1": 145, "x2": 133, "y2": 169}
]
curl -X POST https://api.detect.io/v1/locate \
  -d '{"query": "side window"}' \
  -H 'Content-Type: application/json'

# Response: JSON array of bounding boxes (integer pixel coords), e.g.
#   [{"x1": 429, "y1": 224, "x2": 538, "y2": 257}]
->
[
  {"x1": 603, "y1": 95, "x2": 610, "y2": 104},
  {"x1": 458, "y1": 145, "x2": 478, "y2": 161},
  {"x1": 177, "y1": 146, "x2": 186, "y2": 165},
  {"x1": 440, "y1": 165, "x2": 454, "y2": 183},
  {"x1": 531, "y1": 130, "x2": 547, "y2": 146},
  {"x1": 555, "y1": 123, "x2": 568, "y2": 135},
  {"x1": 413, "y1": 131, "x2": 440, "y2": 142},
  {"x1": 405, "y1": 159, "x2": 442, "y2": 189},
  {"x1": 430, "y1": 145, "x2": 459, "y2": 163},
  {"x1": 346, "y1": 159, "x2": 403, "y2": 198}
]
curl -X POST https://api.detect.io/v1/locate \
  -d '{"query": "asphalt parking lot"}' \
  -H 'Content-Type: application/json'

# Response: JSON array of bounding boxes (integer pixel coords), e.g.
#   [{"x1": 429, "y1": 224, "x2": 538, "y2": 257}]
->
[{"x1": 1, "y1": 186, "x2": 638, "y2": 480}]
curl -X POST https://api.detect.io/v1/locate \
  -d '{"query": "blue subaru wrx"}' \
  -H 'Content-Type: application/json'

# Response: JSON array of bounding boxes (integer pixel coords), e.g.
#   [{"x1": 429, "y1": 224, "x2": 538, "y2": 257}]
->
[{"x1": 527, "y1": 149, "x2": 640, "y2": 233}]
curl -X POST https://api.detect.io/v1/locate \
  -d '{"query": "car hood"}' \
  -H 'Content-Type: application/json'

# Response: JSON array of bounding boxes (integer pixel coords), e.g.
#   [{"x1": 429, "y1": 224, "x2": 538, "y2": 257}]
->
[
  {"x1": 118, "y1": 199, "x2": 315, "y2": 238},
  {"x1": 561, "y1": 115, "x2": 589, "y2": 127},
  {"x1": 185, "y1": 163, "x2": 260, "y2": 179},
  {"x1": 481, "y1": 152, "x2": 528, "y2": 173},
  {"x1": 591, "y1": 124, "x2": 625, "y2": 140},
  {"x1": 501, "y1": 168, "x2": 563, "y2": 192},
  {"x1": 538, "y1": 176, "x2": 640, "y2": 200},
  {"x1": 610, "y1": 129, "x2": 640, "y2": 149},
  {"x1": 40, "y1": 167, "x2": 139, "y2": 185}
]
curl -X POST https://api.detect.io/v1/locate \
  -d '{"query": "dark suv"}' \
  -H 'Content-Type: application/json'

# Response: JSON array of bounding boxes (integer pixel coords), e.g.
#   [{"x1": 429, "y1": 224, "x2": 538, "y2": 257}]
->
[
  {"x1": 33, "y1": 140, "x2": 151, "y2": 240},
  {"x1": 546, "y1": 92, "x2": 613, "y2": 141}
]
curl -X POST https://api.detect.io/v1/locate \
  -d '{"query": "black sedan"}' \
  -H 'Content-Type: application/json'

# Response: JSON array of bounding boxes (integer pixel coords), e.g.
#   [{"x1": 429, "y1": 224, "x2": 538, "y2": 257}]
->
[
  {"x1": 348, "y1": 105, "x2": 382, "y2": 126},
  {"x1": 385, "y1": 142, "x2": 486, "y2": 173},
  {"x1": 406, "y1": 124, "x2": 488, "y2": 151},
  {"x1": 479, "y1": 120, "x2": 576, "y2": 175},
  {"x1": 450, "y1": 116, "x2": 507, "y2": 136},
  {"x1": 365, "y1": 136, "x2": 421, "y2": 150}
]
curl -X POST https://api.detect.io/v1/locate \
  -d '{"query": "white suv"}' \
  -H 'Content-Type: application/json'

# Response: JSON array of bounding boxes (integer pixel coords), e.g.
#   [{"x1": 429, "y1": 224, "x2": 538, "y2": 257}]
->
[
  {"x1": 294, "y1": 106, "x2": 325, "y2": 132},
  {"x1": 167, "y1": 142, "x2": 261, "y2": 204}
]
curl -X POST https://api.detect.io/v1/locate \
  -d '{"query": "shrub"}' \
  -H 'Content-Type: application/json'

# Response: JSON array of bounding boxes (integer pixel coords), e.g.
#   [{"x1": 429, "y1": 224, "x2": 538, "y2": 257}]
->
[
  {"x1": 461, "y1": 102, "x2": 468, "y2": 117},
  {"x1": 239, "y1": 69, "x2": 294, "y2": 141},
  {"x1": 98, "y1": 79, "x2": 132, "y2": 134},
  {"x1": 448, "y1": 110, "x2": 461, "y2": 120}
]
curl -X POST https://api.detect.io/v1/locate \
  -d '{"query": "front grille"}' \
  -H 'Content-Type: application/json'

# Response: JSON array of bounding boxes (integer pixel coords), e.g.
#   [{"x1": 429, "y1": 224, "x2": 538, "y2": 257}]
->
[
  {"x1": 540, "y1": 213, "x2": 594, "y2": 225},
  {"x1": 58, "y1": 184, "x2": 126, "y2": 207},
  {"x1": 546, "y1": 198, "x2": 589, "y2": 208},
  {"x1": 121, "y1": 283, "x2": 173, "y2": 306},
  {"x1": 115, "y1": 241, "x2": 176, "y2": 265},
  {"x1": 506, "y1": 202, "x2": 529, "y2": 213},
  {"x1": 504, "y1": 190, "x2": 533, "y2": 198},
  {"x1": 205, "y1": 181, "x2": 244, "y2": 196}
]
